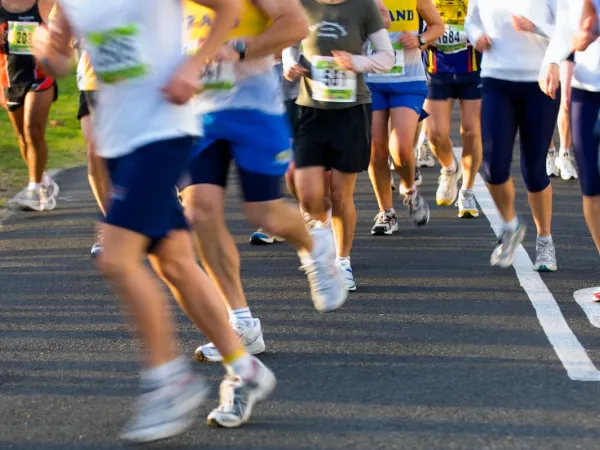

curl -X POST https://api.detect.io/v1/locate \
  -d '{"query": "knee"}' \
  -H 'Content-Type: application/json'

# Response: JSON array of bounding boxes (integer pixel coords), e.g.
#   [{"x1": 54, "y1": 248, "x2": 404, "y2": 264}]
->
[
  {"x1": 24, "y1": 122, "x2": 45, "y2": 147},
  {"x1": 244, "y1": 203, "x2": 277, "y2": 231},
  {"x1": 155, "y1": 254, "x2": 190, "y2": 286},
  {"x1": 183, "y1": 194, "x2": 223, "y2": 230},
  {"x1": 522, "y1": 165, "x2": 550, "y2": 193},
  {"x1": 330, "y1": 186, "x2": 354, "y2": 211},
  {"x1": 427, "y1": 126, "x2": 449, "y2": 148},
  {"x1": 95, "y1": 251, "x2": 128, "y2": 281},
  {"x1": 370, "y1": 134, "x2": 389, "y2": 164},
  {"x1": 460, "y1": 124, "x2": 480, "y2": 143},
  {"x1": 481, "y1": 157, "x2": 510, "y2": 186}
]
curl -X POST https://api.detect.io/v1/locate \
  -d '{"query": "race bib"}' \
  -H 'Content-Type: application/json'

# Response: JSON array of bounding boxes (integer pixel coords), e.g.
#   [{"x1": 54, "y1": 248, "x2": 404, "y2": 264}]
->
[
  {"x1": 369, "y1": 42, "x2": 404, "y2": 76},
  {"x1": 311, "y1": 56, "x2": 356, "y2": 103},
  {"x1": 86, "y1": 24, "x2": 149, "y2": 85},
  {"x1": 7, "y1": 21, "x2": 38, "y2": 55},
  {"x1": 435, "y1": 25, "x2": 468, "y2": 54},
  {"x1": 199, "y1": 61, "x2": 236, "y2": 91}
]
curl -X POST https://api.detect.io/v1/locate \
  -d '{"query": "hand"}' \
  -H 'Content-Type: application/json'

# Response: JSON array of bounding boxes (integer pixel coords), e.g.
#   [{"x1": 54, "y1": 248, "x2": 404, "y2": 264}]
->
[
  {"x1": 214, "y1": 44, "x2": 240, "y2": 62},
  {"x1": 398, "y1": 32, "x2": 419, "y2": 49},
  {"x1": 573, "y1": 17, "x2": 600, "y2": 52},
  {"x1": 32, "y1": 24, "x2": 51, "y2": 60},
  {"x1": 331, "y1": 50, "x2": 355, "y2": 71},
  {"x1": 511, "y1": 15, "x2": 535, "y2": 33},
  {"x1": 538, "y1": 63, "x2": 560, "y2": 99},
  {"x1": 474, "y1": 35, "x2": 491, "y2": 52},
  {"x1": 284, "y1": 63, "x2": 307, "y2": 81},
  {"x1": 162, "y1": 56, "x2": 203, "y2": 105}
]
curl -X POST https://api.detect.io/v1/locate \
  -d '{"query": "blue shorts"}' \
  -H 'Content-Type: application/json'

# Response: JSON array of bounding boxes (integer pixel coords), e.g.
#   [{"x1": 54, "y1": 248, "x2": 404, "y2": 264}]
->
[
  {"x1": 179, "y1": 110, "x2": 291, "y2": 202},
  {"x1": 104, "y1": 137, "x2": 194, "y2": 252},
  {"x1": 368, "y1": 81, "x2": 428, "y2": 114}
]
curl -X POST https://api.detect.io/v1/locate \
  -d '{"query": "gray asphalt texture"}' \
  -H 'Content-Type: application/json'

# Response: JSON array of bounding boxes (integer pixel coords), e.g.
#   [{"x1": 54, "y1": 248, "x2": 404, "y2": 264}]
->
[{"x1": 1, "y1": 112, "x2": 600, "y2": 450}]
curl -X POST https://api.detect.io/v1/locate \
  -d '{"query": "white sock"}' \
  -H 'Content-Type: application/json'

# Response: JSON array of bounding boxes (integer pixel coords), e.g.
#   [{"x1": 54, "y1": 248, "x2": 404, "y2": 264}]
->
[
  {"x1": 559, "y1": 148, "x2": 570, "y2": 158},
  {"x1": 226, "y1": 353, "x2": 256, "y2": 380},
  {"x1": 142, "y1": 357, "x2": 188, "y2": 388},
  {"x1": 27, "y1": 182, "x2": 41, "y2": 192},
  {"x1": 336, "y1": 256, "x2": 350, "y2": 264},
  {"x1": 42, "y1": 172, "x2": 52, "y2": 187},
  {"x1": 231, "y1": 307, "x2": 252, "y2": 322},
  {"x1": 504, "y1": 216, "x2": 519, "y2": 232},
  {"x1": 443, "y1": 159, "x2": 457, "y2": 173},
  {"x1": 537, "y1": 234, "x2": 552, "y2": 243},
  {"x1": 549, "y1": 146, "x2": 556, "y2": 154}
]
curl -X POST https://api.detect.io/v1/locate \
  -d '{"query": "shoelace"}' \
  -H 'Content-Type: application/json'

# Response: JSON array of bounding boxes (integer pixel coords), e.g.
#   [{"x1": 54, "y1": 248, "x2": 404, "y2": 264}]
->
[
  {"x1": 373, "y1": 211, "x2": 392, "y2": 223},
  {"x1": 216, "y1": 376, "x2": 242, "y2": 413},
  {"x1": 537, "y1": 240, "x2": 554, "y2": 263}
]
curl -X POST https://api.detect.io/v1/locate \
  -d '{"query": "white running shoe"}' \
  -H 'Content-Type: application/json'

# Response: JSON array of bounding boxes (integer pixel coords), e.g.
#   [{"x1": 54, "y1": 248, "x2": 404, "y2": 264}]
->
[
  {"x1": 556, "y1": 152, "x2": 578, "y2": 180},
  {"x1": 11, "y1": 187, "x2": 56, "y2": 212},
  {"x1": 416, "y1": 141, "x2": 435, "y2": 168},
  {"x1": 337, "y1": 258, "x2": 357, "y2": 291},
  {"x1": 207, "y1": 357, "x2": 276, "y2": 428},
  {"x1": 45, "y1": 177, "x2": 60, "y2": 199},
  {"x1": 490, "y1": 221, "x2": 526, "y2": 268},
  {"x1": 404, "y1": 189, "x2": 430, "y2": 227},
  {"x1": 456, "y1": 190, "x2": 480, "y2": 218},
  {"x1": 436, "y1": 162, "x2": 462, "y2": 206},
  {"x1": 371, "y1": 209, "x2": 399, "y2": 235},
  {"x1": 546, "y1": 150, "x2": 559, "y2": 177},
  {"x1": 120, "y1": 372, "x2": 209, "y2": 443},
  {"x1": 195, "y1": 318, "x2": 265, "y2": 362},
  {"x1": 301, "y1": 228, "x2": 348, "y2": 312},
  {"x1": 533, "y1": 238, "x2": 558, "y2": 272}
]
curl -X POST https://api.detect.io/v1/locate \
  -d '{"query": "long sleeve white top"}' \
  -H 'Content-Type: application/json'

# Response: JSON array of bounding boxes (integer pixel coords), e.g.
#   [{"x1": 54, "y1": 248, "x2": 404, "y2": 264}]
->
[
  {"x1": 465, "y1": 0, "x2": 557, "y2": 81},
  {"x1": 543, "y1": 0, "x2": 600, "y2": 92}
]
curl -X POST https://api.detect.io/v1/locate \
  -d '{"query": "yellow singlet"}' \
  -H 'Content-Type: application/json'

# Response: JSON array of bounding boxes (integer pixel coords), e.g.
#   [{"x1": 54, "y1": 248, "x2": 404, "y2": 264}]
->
[{"x1": 382, "y1": 0, "x2": 419, "y2": 34}]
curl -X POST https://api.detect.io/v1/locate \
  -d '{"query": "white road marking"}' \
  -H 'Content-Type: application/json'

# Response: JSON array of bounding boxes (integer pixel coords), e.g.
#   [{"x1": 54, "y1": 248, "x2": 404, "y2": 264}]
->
[
  {"x1": 574, "y1": 288, "x2": 600, "y2": 329},
  {"x1": 454, "y1": 148, "x2": 600, "y2": 382}
]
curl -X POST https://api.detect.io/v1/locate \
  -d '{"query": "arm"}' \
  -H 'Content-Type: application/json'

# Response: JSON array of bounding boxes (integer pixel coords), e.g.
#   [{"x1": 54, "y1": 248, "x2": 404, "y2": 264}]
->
[
  {"x1": 374, "y1": 0, "x2": 391, "y2": 29},
  {"x1": 416, "y1": 0, "x2": 445, "y2": 45},
  {"x1": 32, "y1": 3, "x2": 74, "y2": 78},
  {"x1": 542, "y1": 0, "x2": 579, "y2": 67},
  {"x1": 350, "y1": 29, "x2": 394, "y2": 73},
  {"x1": 38, "y1": 0, "x2": 56, "y2": 22},
  {"x1": 574, "y1": 0, "x2": 600, "y2": 51},
  {"x1": 282, "y1": 42, "x2": 301, "y2": 70},
  {"x1": 512, "y1": 0, "x2": 557, "y2": 40},
  {"x1": 248, "y1": 0, "x2": 309, "y2": 59},
  {"x1": 465, "y1": 0, "x2": 485, "y2": 44}
]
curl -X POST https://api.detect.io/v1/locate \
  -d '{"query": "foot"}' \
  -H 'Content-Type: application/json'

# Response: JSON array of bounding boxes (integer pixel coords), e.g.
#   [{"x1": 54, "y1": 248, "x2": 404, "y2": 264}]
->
[
  {"x1": 399, "y1": 168, "x2": 423, "y2": 195},
  {"x1": 249, "y1": 229, "x2": 285, "y2": 245},
  {"x1": 45, "y1": 176, "x2": 60, "y2": 199},
  {"x1": 120, "y1": 372, "x2": 209, "y2": 443},
  {"x1": 490, "y1": 221, "x2": 526, "y2": 268},
  {"x1": 91, "y1": 232, "x2": 104, "y2": 258},
  {"x1": 533, "y1": 237, "x2": 557, "y2": 272},
  {"x1": 593, "y1": 288, "x2": 600, "y2": 302},
  {"x1": 436, "y1": 162, "x2": 462, "y2": 206},
  {"x1": 207, "y1": 357, "x2": 276, "y2": 428},
  {"x1": 403, "y1": 189, "x2": 430, "y2": 227},
  {"x1": 416, "y1": 141, "x2": 435, "y2": 168},
  {"x1": 337, "y1": 258, "x2": 357, "y2": 292},
  {"x1": 301, "y1": 228, "x2": 348, "y2": 313},
  {"x1": 371, "y1": 209, "x2": 399, "y2": 235},
  {"x1": 456, "y1": 190, "x2": 480, "y2": 218},
  {"x1": 556, "y1": 152, "x2": 578, "y2": 180},
  {"x1": 546, "y1": 150, "x2": 559, "y2": 177},
  {"x1": 10, "y1": 186, "x2": 56, "y2": 212},
  {"x1": 195, "y1": 318, "x2": 265, "y2": 362}
]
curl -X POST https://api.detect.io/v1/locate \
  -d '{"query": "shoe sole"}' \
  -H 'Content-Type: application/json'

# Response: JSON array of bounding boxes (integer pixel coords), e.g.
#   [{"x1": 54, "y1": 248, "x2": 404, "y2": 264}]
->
[
  {"x1": 533, "y1": 264, "x2": 558, "y2": 272},
  {"x1": 458, "y1": 210, "x2": 480, "y2": 218},
  {"x1": 371, "y1": 225, "x2": 398, "y2": 236}
]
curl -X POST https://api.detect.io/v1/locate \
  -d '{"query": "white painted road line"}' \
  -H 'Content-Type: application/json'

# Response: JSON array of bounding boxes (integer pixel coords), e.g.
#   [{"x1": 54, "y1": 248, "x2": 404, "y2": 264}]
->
[
  {"x1": 454, "y1": 148, "x2": 600, "y2": 382},
  {"x1": 574, "y1": 288, "x2": 600, "y2": 329}
]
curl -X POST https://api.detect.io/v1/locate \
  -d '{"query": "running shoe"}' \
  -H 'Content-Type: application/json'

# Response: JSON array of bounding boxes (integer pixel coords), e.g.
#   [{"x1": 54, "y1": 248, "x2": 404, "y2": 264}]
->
[
  {"x1": 195, "y1": 318, "x2": 265, "y2": 362},
  {"x1": 207, "y1": 357, "x2": 276, "y2": 428},
  {"x1": 593, "y1": 288, "x2": 600, "y2": 302},
  {"x1": 337, "y1": 258, "x2": 357, "y2": 291},
  {"x1": 490, "y1": 221, "x2": 526, "y2": 268},
  {"x1": 456, "y1": 190, "x2": 480, "y2": 218},
  {"x1": 371, "y1": 209, "x2": 399, "y2": 235},
  {"x1": 403, "y1": 189, "x2": 430, "y2": 227},
  {"x1": 556, "y1": 152, "x2": 578, "y2": 180},
  {"x1": 11, "y1": 187, "x2": 56, "y2": 212},
  {"x1": 416, "y1": 141, "x2": 435, "y2": 168},
  {"x1": 120, "y1": 372, "x2": 209, "y2": 443},
  {"x1": 45, "y1": 176, "x2": 60, "y2": 199},
  {"x1": 301, "y1": 227, "x2": 348, "y2": 312},
  {"x1": 249, "y1": 229, "x2": 285, "y2": 245},
  {"x1": 533, "y1": 238, "x2": 557, "y2": 272},
  {"x1": 546, "y1": 149, "x2": 559, "y2": 177},
  {"x1": 436, "y1": 162, "x2": 462, "y2": 206},
  {"x1": 91, "y1": 232, "x2": 104, "y2": 258}
]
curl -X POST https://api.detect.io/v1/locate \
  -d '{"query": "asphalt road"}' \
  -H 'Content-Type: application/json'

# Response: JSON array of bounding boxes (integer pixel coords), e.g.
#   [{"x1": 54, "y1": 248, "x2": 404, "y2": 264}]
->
[{"x1": 1, "y1": 114, "x2": 600, "y2": 449}]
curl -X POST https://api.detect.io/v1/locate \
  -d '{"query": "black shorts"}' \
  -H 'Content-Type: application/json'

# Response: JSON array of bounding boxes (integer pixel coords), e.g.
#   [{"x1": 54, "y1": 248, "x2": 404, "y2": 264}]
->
[
  {"x1": 285, "y1": 98, "x2": 299, "y2": 138},
  {"x1": 294, "y1": 103, "x2": 372, "y2": 173},
  {"x1": 77, "y1": 90, "x2": 97, "y2": 120},
  {"x1": 427, "y1": 75, "x2": 482, "y2": 101},
  {"x1": 566, "y1": 52, "x2": 575, "y2": 63},
  {"x1": 4, "y1": 78, "x2": 58, "y2": 112}
]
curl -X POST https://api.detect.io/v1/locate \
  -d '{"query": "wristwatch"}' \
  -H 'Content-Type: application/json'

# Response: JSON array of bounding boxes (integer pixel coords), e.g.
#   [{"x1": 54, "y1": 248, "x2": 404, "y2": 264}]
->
[
  {"x1": 233, "y1": 39, "x2": 247, "y2": 61},
  {"x1": 418, "y1": 35, "x2": 427, "y2": 48}
]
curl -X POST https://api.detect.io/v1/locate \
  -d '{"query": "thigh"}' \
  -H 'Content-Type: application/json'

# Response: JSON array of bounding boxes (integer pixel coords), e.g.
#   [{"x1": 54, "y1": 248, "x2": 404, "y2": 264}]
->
[
  {"x1": 389, "y1": 105, "x2": 420, "y2": 154},
  {"x1": 423, "y1": 98, "x2": 453, "y2": 137},
  {"x1": 330, "y1": 169, "x2": 358, "y2": 201},
  {"x1": 294, "y1": 106, "x2": 331, "y2": 169},
  {"x1": 571, "y1": 88, "x2": 600, "y2": 197},
  {"x1": 371, "y1": 109, "x2": 390, "y2": 155},
  {"x1": 6, "y1": 103, "x2": 26, "y2": 141},
  {"x1": 105, "y1": 137, "x2": 194, "y2": 246},
  {"x1": 459, "y1": 98, "x2": 482, "y2": 134},
  {"x1": 481, "y1": 78, "x2": 518, "y2": 164},
  {"x1": 23, "y1": 84, "x2": 55, "y2": 133},
  {"x1": 330, "y1": 104, "x2": 372, "y2": 173}
]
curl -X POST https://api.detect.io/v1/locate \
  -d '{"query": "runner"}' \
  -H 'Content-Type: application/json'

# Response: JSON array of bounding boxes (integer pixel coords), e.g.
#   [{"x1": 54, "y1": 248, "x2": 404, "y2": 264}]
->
[
  {"x1": 540, "y1": 0, "x2": 600, "y2": 298},
  {"x1": 466, "y1": 0, "x2": 559, "y2": 271},
  {"x1": 423, "y1": 0, "x2": 483, "y2": 218},
  {"x1": 33, "y1": 0, "x2": 277, "y2": 441},
  {"x1": 546, "y1": 52, "x2": 579, "y2": 181},
  {"x1": 1, "y1": 0, "x2": 59, "y2": 212},
  {"x1": 284, "y1": 0, "x2": 395, "y2": 289},
  {"x1": 367, "y1": 0, "x2": 444, "y2": 236},
  {"x1": 181, "y1": 0, "x2": 348, "y2": 368},
  {"x1": 249, "y1": 52, "x2": 299, "y2": 245},
  {"x1": 75, "y1": 48, "x2": 109, "y2": 256}
]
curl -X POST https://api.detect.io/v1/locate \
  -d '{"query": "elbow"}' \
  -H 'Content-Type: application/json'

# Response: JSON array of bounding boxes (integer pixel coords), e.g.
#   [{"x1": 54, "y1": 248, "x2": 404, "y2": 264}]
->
[
  {"x1": 430, "y1": 23, "x2": 445, "y2": 40},
  {"x1": 289, "y1": 13, "x2": 309, "y2": 43},
  {"x1": 371, "y1": 51, "x2": 395, "y2": 73}
]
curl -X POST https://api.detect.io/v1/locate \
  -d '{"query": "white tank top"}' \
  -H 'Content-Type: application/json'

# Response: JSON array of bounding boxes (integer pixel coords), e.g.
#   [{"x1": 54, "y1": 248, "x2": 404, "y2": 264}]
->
[{"x1": 60, "y1": 0, "x2": 199, "y2": 158}]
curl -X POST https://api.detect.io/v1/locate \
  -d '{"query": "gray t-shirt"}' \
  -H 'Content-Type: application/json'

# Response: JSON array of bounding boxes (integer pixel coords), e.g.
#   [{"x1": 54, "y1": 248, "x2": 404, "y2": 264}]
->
[
  {"x1": 275, "y1": 61, "x2": 300, "y2": 100},
  {"x1": 297, "y1": 0, "x2": 385, "y2": 109}
]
